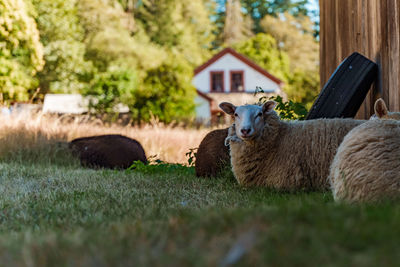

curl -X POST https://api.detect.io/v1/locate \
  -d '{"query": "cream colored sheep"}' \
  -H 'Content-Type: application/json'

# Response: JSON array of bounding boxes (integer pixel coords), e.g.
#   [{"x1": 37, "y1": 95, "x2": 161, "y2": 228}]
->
[
  {"x1": 219, "y1": 101, "x2": 364, "y2": 191},
  {"x1": 329, "y1": 119, "x2": 400, "y2": 202},
  {"x1": 330, "y1": 98, "x2": 400, "y2": 202},
  {"x1": 370, "y1": 98, "x2": 400, "y2": 120}
]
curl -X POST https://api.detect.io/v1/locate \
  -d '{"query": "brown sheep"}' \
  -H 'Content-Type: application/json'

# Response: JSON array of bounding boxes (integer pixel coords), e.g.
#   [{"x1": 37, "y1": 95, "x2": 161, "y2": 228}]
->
[
  {"x1": 69, "y1": 134, "x2": 147, "y2": 169},
  {"x1": 195, "y1": 128, "x2": 230, "y2": 177}
]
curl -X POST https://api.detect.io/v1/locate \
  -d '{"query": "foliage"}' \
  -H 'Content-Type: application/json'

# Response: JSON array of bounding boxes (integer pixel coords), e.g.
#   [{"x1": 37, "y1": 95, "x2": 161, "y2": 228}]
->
[
  {"x1": 214, "y1": 0, "x2": 310, "y2": 34},
  {"x1": 77, "y1": 0, "x2": 206, "y2": 123},
  {"x1": 261, "y1": 12, "x2": 318, "y2": 72},
  {"x1": 83, "y1": 66, "x2": 137, "y2": 115},
  {"x1": 128, "y1": 158, "x2": 194, "y2": 175},
  {"x1": 133, "y1": 0, "x2": 215, "y2": 67},
  {"x1": 223, "y1": 0, "x2": 253, "y2": 45},
  {"x1": 233, "y1": 33, "x2": 290, "y2": 83},
  {"x1": 32, "y1": 0, "x2": 92, "y2": 96},
  {"x1": 270, "y1": 95, "x2": 308, "y2": 120},
  {"x1": 256, "y1": 87, "x2": 308, "y2": 120},
  {"x1": 0, "y1": 0, "x2": 44, "y2": 103},
  {"x1": 240, "y1": 0, "x2": 309, "y2": 33},
  {"x1": 186, "y1": 148, "x2": 198, "y2": 167},
  {"x1": 286, "y1": 69, "x2": 319, "y2": 109},
  {"x1": 128, "y1": 55, "x2": 196, "y2": 124},
  {"x1": 77, "y1": 0, "x2": 141, "y2": 72},
  {"x1": 260, "y1": 12, "x2": 320, "y2": 106}
]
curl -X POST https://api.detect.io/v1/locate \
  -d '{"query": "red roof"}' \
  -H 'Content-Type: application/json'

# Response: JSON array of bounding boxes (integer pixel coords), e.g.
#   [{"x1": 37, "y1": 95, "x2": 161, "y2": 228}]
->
[
  {"x1": 196, "y1": 90, "x2": 213, "y2": 103},
  {"x1": 194, "y1": 47, "x2": 283, "y2": 85}
]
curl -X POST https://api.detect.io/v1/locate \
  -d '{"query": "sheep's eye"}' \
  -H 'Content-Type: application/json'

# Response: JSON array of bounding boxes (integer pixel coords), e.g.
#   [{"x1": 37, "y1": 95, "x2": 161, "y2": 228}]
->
[{"x1": 234, "y1": 113, "x2": 238, "y2": 117}]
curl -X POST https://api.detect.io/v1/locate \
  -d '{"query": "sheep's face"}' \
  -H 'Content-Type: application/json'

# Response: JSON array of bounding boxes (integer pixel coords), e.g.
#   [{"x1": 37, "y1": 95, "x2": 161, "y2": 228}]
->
[
  {"x1": 370, "y1": 98, "x2": 400, "y2": 120},
  {"x1": 219, "y1": 101, "x2": 276, "y2": 141}
]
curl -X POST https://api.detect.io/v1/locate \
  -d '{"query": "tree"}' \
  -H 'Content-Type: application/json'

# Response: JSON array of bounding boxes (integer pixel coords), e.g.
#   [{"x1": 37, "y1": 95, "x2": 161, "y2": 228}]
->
[
  {"x1": 223, "y1": 0, "x2": 252, "y2": 45},
  {"x1": 79, "y1": 0, "x2": 201, "y2": 123},
  {"x1": 0, "y1": 0, "x2": 44, "y2": 103},
  {"x1": 129, "y1": 54, "x2": 196, "y2": 124},
  {"x1": 84, "y1": 66, "x2": 137, "y2": 115},
  {"x1": 240, "y1": 0, "x2": 309, "y2": 33},
  {"x1": 232, "y1": 33, "x2": 290, "y2": 83},
  {"x1": 287, "y1": 69, "x2": 319, "y2": 109},
  {"x1": 133, "y1": 0, "x2": 215, "y2": 66},
  {"x1": 32, "y1": 0, "x2": 92, "y2": 96},
  {"x1": 260, "y1": 12, "x2": 318, "y2": 72},
  {"x1": 261, "y1": 12, "x2": 320, "y2": 106}
]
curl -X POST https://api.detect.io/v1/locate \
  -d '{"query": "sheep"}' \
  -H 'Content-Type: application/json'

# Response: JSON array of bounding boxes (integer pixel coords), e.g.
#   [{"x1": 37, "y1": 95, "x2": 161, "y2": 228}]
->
[
  {"x1": 329, "y1": 119, "x2": 400, "y2": 202},
  {"x1": 195, "y1": 128, "x2": 230, "y2": 177},
  {"x1": 370, "y1": 98, "x2": 400, "y2": 120},
  {"x1": 219, "y1": 101, "x2": 364, "y2": 191},
  {"x1": 329, "y1": 98, "x2": 400, "y2": 203},
  {"x1": 69, "y1": 134, "x2": 147, "y2": 169}
]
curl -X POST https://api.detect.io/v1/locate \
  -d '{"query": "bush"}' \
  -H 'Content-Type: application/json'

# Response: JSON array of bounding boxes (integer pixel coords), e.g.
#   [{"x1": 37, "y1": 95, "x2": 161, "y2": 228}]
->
[{"x1": 83, "y1": 67, "x2": 137, "y2": 115}]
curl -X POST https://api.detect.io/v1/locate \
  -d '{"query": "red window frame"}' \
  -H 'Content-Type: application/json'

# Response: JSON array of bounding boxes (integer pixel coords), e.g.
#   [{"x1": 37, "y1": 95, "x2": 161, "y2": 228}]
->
[
  {"x1": 230, "y1": 70, "x2": 244, "y2": 92},
  {"x1": 210, "y1": 71, "x2": 225, "y2": 92}
]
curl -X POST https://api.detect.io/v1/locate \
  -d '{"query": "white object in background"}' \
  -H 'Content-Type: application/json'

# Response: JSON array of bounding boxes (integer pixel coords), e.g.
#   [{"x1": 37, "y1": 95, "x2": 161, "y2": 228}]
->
[{"x1": 42, "y1": 94, "x2": 89, "y2": 114}]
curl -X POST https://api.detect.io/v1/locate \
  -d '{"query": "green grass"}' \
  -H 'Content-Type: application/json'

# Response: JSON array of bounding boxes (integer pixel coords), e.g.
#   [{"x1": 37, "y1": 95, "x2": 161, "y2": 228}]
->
[{"x1": 1, "y1": 159, "x2": 400, "y2": 266}]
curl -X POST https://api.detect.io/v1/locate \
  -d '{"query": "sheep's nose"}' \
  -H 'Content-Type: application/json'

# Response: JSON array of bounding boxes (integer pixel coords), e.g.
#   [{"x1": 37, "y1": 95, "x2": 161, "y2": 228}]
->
[{"x1": 241, "y1": 128, "x2": 251, "y2": 135}]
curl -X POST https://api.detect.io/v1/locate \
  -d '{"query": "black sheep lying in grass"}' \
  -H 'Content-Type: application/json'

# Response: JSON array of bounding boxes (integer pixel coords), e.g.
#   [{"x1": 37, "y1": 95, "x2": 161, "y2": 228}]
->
[{"x1": 69, "y1": 134, "x2": 147, "y2": 169}]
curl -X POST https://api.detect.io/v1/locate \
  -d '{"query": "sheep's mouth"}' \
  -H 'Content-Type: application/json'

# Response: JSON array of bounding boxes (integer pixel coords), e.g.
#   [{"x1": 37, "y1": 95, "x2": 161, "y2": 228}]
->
[{"x1": 240, "y1": 134, "x2": 255, "y2": 140}]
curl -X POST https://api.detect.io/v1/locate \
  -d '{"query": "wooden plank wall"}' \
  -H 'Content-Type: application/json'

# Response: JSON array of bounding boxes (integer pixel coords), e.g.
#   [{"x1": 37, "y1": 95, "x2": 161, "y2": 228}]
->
[{"x1": 320, "y1": 0, "x2": 400, "y2": 119}]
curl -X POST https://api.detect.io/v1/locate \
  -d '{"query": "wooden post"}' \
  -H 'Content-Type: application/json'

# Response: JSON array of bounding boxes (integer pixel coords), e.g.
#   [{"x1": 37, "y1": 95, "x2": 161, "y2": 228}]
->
[{"x1": 320, "y1": 0, "x2": 400, "y2": 119}]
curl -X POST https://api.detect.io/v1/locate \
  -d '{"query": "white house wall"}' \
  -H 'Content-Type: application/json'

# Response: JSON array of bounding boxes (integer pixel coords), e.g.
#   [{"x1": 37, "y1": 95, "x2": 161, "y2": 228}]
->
[
  {"x1": 194, "y1": 95, "x2": 211, "y2": 121},
  {"x1": 193, "y1": 53, "x2": 281, "y2": 93}
]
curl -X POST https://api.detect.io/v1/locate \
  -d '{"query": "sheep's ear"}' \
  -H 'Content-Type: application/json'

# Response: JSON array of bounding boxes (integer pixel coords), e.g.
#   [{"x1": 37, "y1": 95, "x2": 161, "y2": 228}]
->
[
  {"x1": 219, "y1": 102, "x2": 236, "y2": 115},
  {"x1": 374, "y1": 98, "x2": 388, "y2": 118},
  {"x1": 262, "y1": 100, "x2": 277, "y2": 114}
]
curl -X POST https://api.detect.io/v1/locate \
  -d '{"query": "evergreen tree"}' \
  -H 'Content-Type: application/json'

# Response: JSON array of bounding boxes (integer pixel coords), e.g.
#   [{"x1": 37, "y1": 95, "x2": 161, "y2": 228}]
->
[
  {"x1": 223, "y1": 0, "x2": 252, "y2": 45},
  {"x1": 240, "y1": 0, "x2": 309, "y2": 33},
  {"x1": 0, "y1": 0, "x2": 44, "y2": 103}
]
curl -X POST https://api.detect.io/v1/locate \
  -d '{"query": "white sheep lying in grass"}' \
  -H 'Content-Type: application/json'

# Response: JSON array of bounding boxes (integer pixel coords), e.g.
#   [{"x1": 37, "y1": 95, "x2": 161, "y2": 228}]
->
[
  {"x1": 220, "y1": 101, "x2": 364, "y2": 191},
  {"x1": 329, "y1": 99, "x2": 400, "y2": 203}
]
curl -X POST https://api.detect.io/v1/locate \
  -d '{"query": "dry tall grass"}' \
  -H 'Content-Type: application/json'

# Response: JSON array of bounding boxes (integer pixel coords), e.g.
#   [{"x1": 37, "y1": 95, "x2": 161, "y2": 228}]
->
[{"x1": 0, "y1": 112, "x2": 216, "y2": 164}]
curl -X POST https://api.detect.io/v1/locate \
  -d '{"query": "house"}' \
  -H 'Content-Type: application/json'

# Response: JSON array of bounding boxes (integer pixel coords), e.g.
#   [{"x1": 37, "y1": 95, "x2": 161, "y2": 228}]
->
[{"x1": 192, "y1": 47, "x2": 284, "y2": 123}]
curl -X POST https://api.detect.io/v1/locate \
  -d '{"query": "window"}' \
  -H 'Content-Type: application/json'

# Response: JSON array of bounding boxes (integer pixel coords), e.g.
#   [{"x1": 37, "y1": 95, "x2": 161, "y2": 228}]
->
[
  {"x1": 210, "y1": 71, "x2": 224, "y2": 92},
  {"x1": 230, "y1": 71, "x2": 244, "y2": 92}
]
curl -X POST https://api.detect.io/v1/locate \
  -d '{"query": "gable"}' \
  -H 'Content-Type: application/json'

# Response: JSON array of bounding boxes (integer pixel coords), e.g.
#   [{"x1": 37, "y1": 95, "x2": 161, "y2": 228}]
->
[
  {"x1": 193, "y1": 52, "x2": 282, "y2": 93},
  {"x1": 194, "y1": 48, "x2": 283, "y2": 85}
]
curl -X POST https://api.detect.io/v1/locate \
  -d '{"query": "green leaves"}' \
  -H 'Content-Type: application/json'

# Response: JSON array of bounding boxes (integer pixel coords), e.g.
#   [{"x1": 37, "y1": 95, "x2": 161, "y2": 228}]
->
[
  {"x1": 0, "y1": 0, "x2": 44, "y2": 102},
  {"x1": 233, "y1": 33, "x2": 291, "y2": 83},
  {"x1": 256, "y1": 88, "x2": 308, "y2": 120},
  {"x1": 83, "y1": 66, "x2": 137, "y2": 115},
  {"x1": 186, "y1": 148, "x2": 198, "y2": 167}
]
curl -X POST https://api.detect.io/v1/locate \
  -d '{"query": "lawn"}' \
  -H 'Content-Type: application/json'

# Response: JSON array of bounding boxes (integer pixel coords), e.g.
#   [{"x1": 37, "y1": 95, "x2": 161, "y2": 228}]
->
[{"x1": 0, "y1": 114, "x2": 400, "y2": 266}]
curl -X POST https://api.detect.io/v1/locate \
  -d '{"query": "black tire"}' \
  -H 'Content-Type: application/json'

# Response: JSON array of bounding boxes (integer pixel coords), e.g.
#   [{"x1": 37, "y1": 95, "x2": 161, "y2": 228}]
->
[{"x1": 306, "y1": 52, "x2": 378, "y2": 119}]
